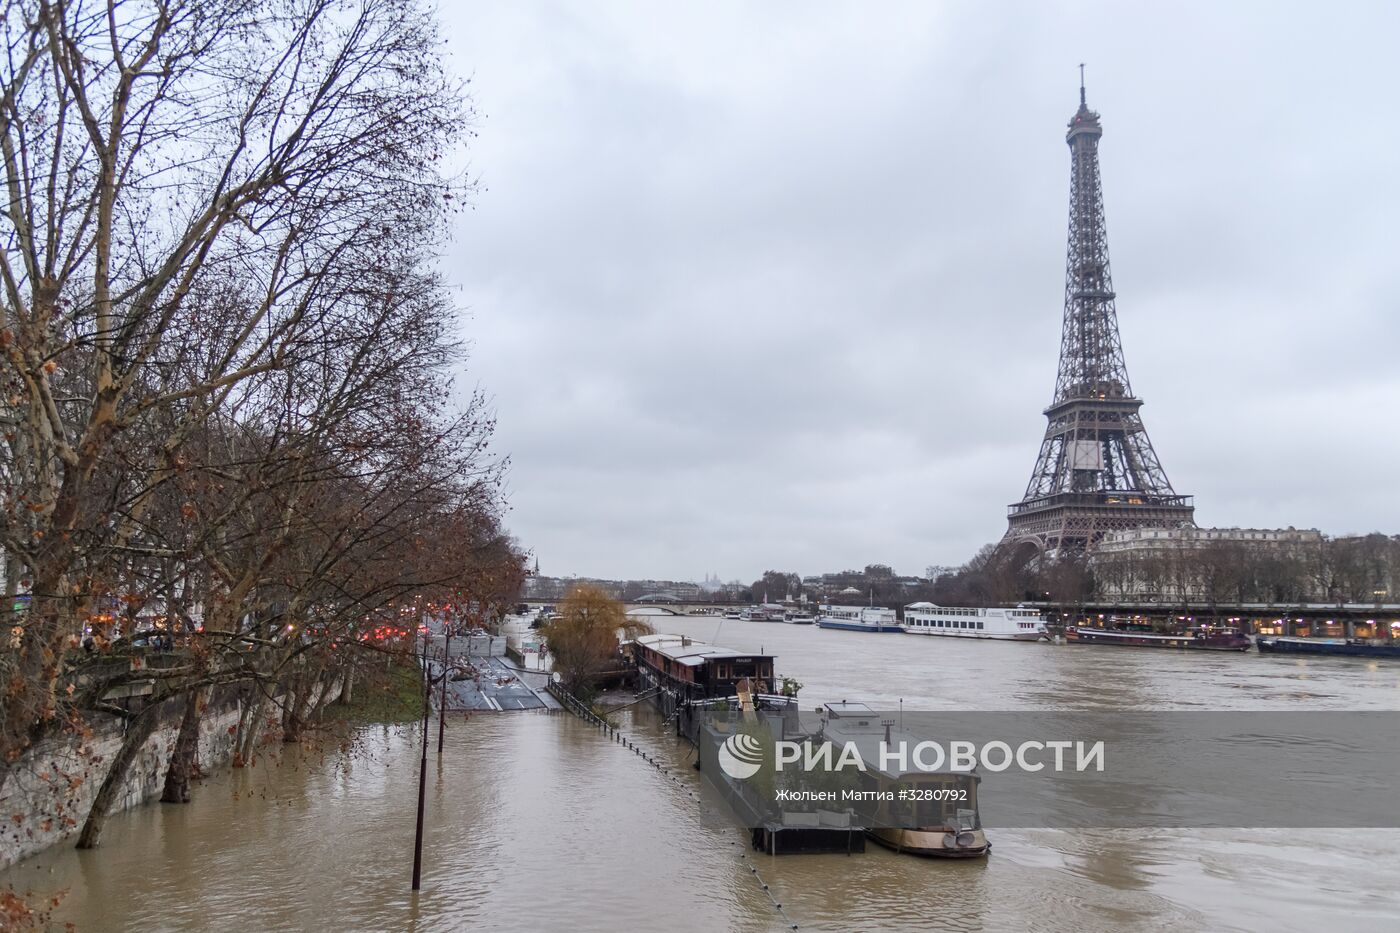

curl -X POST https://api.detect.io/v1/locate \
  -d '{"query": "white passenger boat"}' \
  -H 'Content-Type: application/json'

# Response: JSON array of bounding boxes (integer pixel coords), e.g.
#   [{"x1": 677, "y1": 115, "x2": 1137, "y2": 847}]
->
[
  {"x1": 902, "y1": 603, "x2": 1046, "y2": 641},
  {"x1": 816, "y1": 605, "x2": 902, "y2": 633}
]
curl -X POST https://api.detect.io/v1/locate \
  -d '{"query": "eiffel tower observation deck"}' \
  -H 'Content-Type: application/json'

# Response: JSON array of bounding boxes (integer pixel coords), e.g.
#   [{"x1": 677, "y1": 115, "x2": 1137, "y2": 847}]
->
[{"x1": 1005, "y1": 76, "x2": 1195, "y2": 553}]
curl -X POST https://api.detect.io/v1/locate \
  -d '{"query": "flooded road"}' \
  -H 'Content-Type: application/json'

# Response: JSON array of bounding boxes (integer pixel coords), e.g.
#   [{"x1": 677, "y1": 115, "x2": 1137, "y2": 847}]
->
[{"x1": 5, "y1": 620, "x2": 1400, "y2": 931}]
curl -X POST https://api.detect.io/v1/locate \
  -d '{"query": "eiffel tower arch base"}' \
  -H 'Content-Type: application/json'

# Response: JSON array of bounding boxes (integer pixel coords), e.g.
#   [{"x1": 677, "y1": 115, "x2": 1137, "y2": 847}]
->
[{"x1": 1004, "y1": 494, "x2": 1195, "y2": 556}]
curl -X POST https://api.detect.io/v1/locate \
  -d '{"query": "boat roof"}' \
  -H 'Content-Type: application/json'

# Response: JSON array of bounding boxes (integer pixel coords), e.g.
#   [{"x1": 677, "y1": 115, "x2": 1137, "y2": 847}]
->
[
  {"x1": 905, "y1": 602, "x2": 1040, "y2": 611},
  {"x1": 823, "y1": 701, "x2": 876, "y2": 715},
  {"x1": 819, "y1": 714, "x2": 982, "y2": 781},
  {"x1": 632, "y1": 633, "x2": 771, "y2": 664},
  {"x1": 820, "y1": 604, "x2": 894, "y2": 610}
]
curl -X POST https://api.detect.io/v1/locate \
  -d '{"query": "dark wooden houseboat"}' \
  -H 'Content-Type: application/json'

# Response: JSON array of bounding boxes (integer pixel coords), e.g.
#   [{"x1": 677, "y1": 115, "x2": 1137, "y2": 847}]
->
[{"x1": 629, "y1": 633, "x2": 776, "y2": 720}]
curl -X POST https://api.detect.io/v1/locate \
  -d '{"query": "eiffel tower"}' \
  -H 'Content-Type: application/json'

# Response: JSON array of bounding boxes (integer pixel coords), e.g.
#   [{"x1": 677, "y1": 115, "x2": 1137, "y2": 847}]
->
[{"x1": 1005, "y1": 75, "x2": 1194, "y2": 553}]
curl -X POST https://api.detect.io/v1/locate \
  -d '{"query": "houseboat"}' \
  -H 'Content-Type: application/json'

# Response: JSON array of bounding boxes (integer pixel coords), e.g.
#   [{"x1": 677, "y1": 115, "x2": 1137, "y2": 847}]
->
[
  {"x1": 902, "y1": 603, "x2": 1046, "y2": 641},
  {"x1": 1066, "y1": 626, "x2": 1250, "y2": 651},
  {"x1": 1257, "y1": 636, "x2": 1400, "y2": 659},
  {"x1": 787, "y1": 612, "x2": 816, "y2": 625},
  {"x1": 817, "y1": 605, "x2": 902, "y2": 632},
  {"x1": 630, "y1": 633, "x2": 777, "y2": 719},
  {"x1": 819, "y1": 702, "x2": 989, "y2": 858}
]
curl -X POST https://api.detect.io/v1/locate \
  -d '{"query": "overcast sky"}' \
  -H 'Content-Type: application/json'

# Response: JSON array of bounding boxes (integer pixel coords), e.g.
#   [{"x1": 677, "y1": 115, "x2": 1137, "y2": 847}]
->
[{"x1": 440, "y1": 1, "x2": 1400, "y2": 582}]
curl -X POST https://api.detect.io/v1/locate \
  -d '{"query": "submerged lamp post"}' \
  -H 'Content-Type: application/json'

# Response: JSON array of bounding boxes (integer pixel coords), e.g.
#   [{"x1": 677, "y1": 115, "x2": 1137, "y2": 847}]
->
[
  {"x1": 412, "y1": 625, "x2": 435, "y2": 891},
  {"x1": 438, "y1": 622, "x2": 451, "y2": 753}
]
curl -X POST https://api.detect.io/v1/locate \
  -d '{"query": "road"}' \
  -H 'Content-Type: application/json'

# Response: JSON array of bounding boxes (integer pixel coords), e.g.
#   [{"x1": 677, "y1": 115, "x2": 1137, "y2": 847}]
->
[{"x1": 432, "y1": 654, "x2": 559, "y2": 712}]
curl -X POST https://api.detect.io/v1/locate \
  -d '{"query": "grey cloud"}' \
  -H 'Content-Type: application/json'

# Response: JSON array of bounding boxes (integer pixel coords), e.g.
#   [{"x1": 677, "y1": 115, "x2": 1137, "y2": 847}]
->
[{"x1": 443, "y1": 1, "x2": 1400, "y2": 578}]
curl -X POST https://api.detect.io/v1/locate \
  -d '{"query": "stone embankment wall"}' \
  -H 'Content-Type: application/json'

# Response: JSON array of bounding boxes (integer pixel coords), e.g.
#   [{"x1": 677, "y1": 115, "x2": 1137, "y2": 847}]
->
[{"x1": 1, "y1": 688, "x2": 283, "y2": 868}]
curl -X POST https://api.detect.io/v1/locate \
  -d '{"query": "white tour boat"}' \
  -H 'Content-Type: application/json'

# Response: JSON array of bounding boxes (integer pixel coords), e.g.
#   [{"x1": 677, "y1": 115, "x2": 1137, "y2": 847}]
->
[
  {"x1": 902, "y1": 603, "x2": 1047, "y2": 641},
  {"x1": 816, "y1": 605, "x2": 903, "y2": 633}
]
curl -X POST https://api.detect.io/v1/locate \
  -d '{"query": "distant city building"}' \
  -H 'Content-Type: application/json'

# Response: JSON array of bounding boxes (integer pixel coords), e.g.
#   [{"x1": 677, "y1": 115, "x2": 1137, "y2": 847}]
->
[
  {"x1": 632, "y1": 581, "x2": 701, "y2": 602},
  {"x1": 697, "y1": 573, "x2": 728, "y2": 592},
  {"x1": 1093, "y1": 526, "x2": 1323, "y2": 601},
  {"x1": 1097, "y1": 527, "x2": 1323, "y2": 551},
  {"x1": 522, "y1": 576, "x2": 623, "y2": 600}
]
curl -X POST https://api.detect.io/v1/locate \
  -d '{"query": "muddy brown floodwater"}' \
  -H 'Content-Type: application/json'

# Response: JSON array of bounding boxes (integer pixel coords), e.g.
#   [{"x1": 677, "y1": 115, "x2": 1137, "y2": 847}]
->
[{"x1": 5, "y1": 619, "x2": 1400, "y2": 931}]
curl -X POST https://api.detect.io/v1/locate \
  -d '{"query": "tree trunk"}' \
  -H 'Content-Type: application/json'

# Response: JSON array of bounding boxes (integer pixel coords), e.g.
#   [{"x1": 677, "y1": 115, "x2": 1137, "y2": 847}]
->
[
  {"x1": 306, "y1": 675, "x2": 331, "y2": 722},
  {"x1": 1, "y1": 564, "x2": 70, "y2": 771},
  {"x1": 280, "y1": 674, "x2": 298, "y2": 743},
  {"x1": 76, "y1": 706, "x2": 162, "y2": 849},
  {"x1": 339, "y1": 668, "x2": 354, "y2": 705},
  {"x1": 234, "y1": 691, "x2": 268, "y2": 768},
  {"x1": 160, "y1": 689, "x2": 207, "y2": 803},
  {"x1": 282, "y1": 709, "x2": 301, "y2": 743},
  {"x1": 283, "y1": 678, "x2": 313, "y2": 744}
]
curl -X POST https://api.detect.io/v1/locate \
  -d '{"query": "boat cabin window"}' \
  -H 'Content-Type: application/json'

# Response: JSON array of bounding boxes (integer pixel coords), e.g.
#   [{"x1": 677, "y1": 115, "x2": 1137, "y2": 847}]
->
[{"x1": 881, "y1": 774, "x2": 980, "y2": 829}]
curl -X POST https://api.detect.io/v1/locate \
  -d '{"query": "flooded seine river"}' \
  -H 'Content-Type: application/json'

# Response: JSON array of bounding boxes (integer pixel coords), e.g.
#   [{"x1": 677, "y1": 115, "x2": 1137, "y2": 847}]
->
[{"x1": 6, "y1": 619, "x2": 1400, "y2": 931}]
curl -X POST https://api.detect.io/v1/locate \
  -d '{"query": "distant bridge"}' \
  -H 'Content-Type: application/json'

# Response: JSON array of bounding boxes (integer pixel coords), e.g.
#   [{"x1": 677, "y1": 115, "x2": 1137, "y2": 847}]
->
[{"x1": 623, "y1": 602, "x2": 734, "y2": 617}]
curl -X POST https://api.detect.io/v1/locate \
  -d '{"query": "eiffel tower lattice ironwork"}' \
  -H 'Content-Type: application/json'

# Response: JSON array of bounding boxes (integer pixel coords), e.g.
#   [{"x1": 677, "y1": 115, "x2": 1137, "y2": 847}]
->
[{"x1": 1004, "y1": 78, "x2": 1194, "y2": 552}]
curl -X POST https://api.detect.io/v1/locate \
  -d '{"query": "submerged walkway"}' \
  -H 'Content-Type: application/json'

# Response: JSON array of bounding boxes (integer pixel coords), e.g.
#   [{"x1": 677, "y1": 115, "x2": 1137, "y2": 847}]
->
[{"x1": 432, "y1": 654, "x2": 559, "y2": 712}]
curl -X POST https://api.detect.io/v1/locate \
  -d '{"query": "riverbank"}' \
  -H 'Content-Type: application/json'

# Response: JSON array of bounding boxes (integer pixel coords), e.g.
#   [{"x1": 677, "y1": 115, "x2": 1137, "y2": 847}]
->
[
  {"x1": 324, "y1": 658, "x2": 427, "y2": 725},
  {"x1": 0, "y1": 692, "x2": 245, "y2": 871},
  {"x1": 0, "y1": 666, "x2": 385, "y2": 874}
]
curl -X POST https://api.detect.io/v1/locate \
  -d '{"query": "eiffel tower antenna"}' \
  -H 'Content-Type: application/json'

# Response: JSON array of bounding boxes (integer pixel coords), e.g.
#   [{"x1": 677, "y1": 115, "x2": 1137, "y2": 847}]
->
[{"x1": 1004, "y1": 79, "x2": 1195, "y2": 553}]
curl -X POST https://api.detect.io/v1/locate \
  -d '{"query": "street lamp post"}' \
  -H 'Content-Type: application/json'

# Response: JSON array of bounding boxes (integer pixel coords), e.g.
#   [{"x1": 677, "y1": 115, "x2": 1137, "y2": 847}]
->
[
  {"x1": 438, "y1": 623, "x2": 451, "y2": 752},
  {"x1": 412, "y1": 627, "x2": 433, "y2": 891}
]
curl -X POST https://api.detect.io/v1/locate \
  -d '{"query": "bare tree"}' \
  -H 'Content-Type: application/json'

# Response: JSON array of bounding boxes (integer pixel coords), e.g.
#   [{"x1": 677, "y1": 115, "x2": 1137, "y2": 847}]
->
[{"x1": 0, "y1": 0, "x2": 471, "y2": 777}]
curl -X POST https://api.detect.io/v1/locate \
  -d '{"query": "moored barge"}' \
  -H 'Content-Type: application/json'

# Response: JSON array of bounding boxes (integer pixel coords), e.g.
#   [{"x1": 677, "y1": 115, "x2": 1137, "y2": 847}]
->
[
  {"x1": 819, "y1": 702, "x2": 990, "y2": 858},
  {"x1": 1066, "y1": 626, "x2": 1250, "y2": 651},
  {"x1": 816, "y1": 605, "x2": 902, "y2": 632},
  {"x1": 1257, "y1": 636, "x2": 1400, "y2": 659},
  {"x1": 630, "y1": 633, "x2": 777, "y2": 721},
  {"x1": 630, "y1": 636, "x2": 869, "y2": 855}
]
